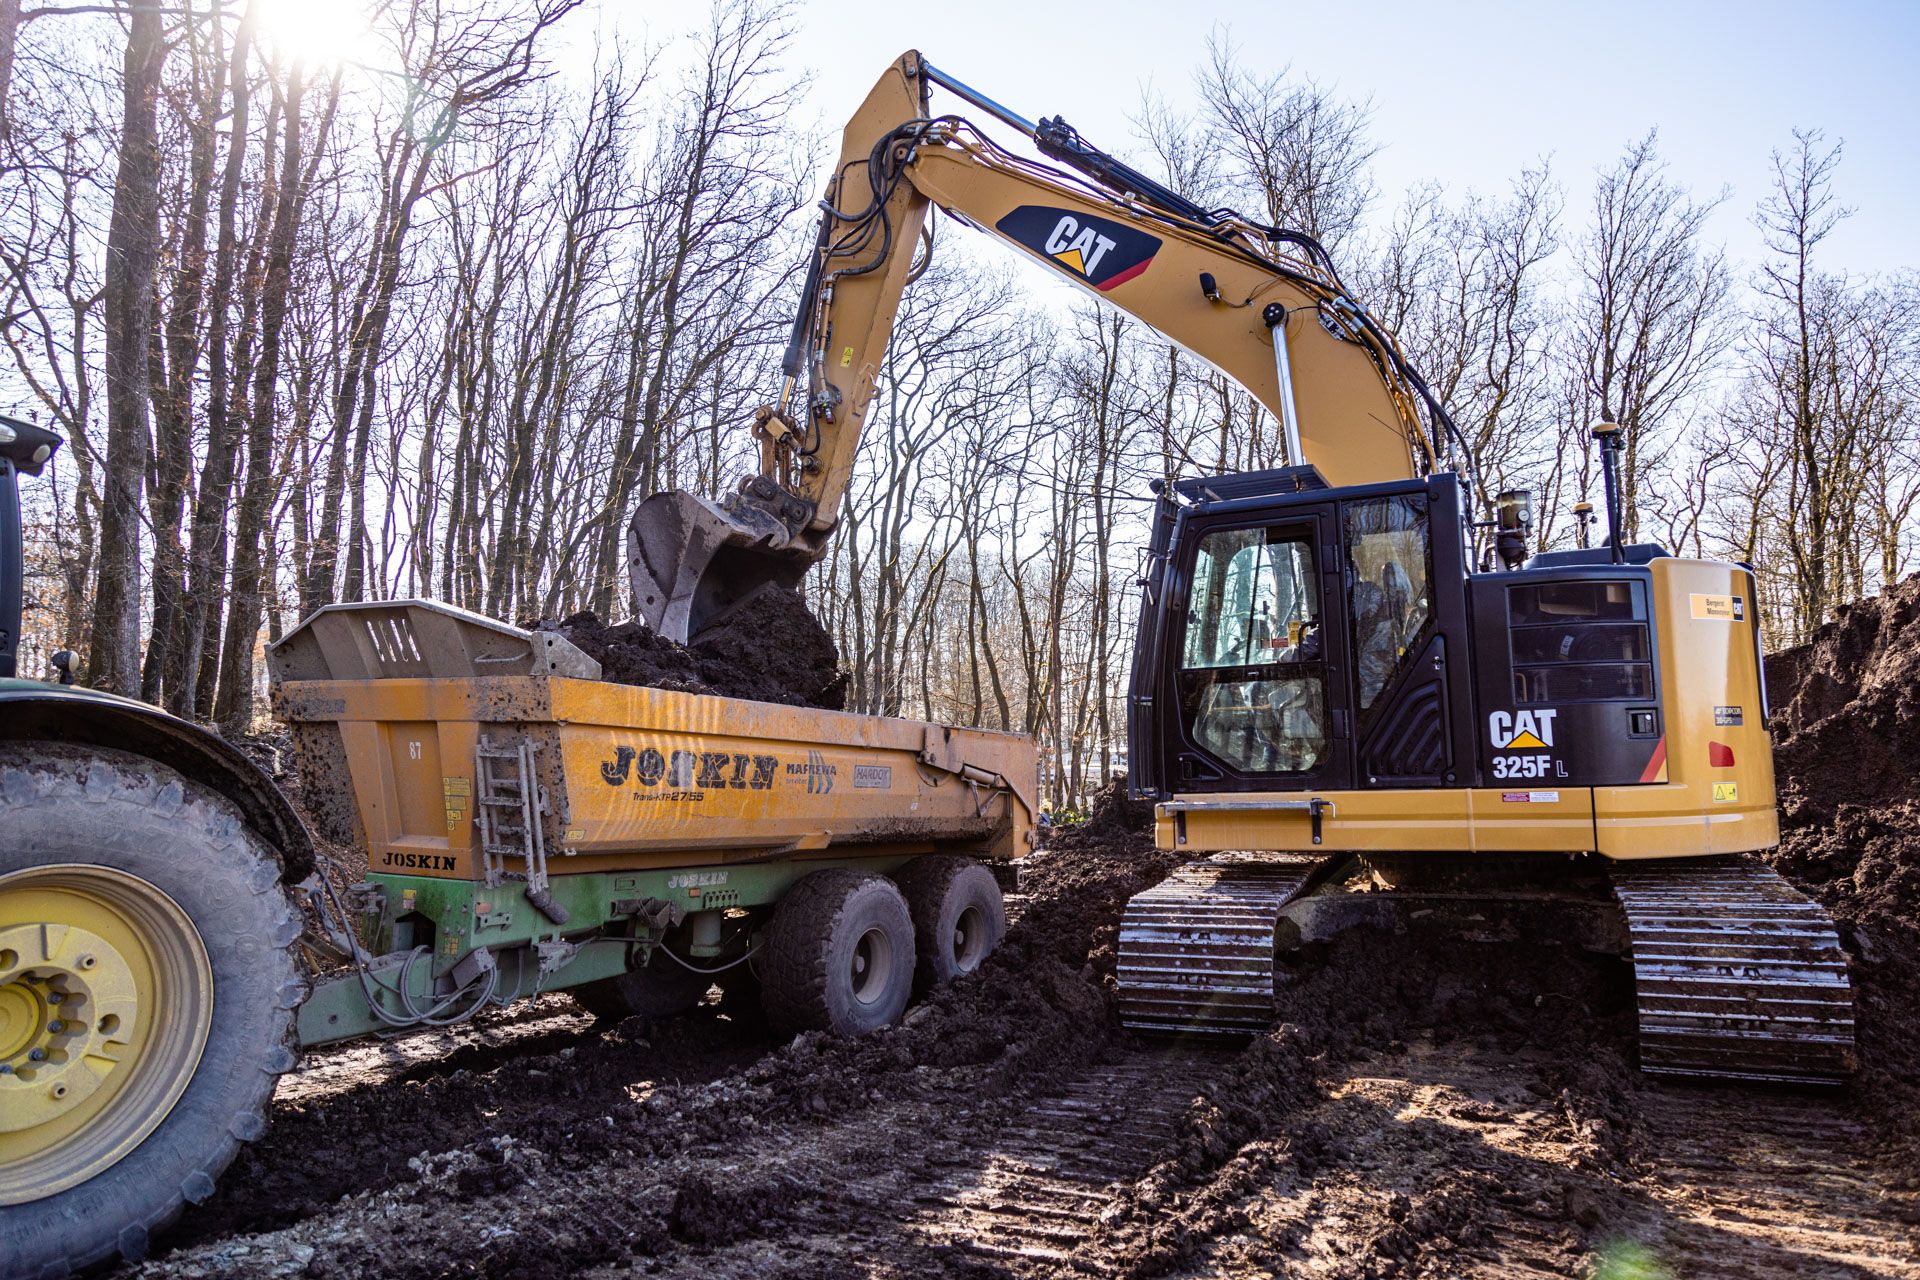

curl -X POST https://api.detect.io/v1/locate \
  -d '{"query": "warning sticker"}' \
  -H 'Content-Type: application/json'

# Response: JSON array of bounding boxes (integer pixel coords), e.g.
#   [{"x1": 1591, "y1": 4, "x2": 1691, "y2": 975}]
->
[
  {"x1": 443, "y1": 776, "x2": 470, "y2": 832},
  {"x1": 1712, "y1": 782, "x2": 1739, "y2": 803},
  {"x1": 1691, "y1": 594, "x2": 1747, "y2": 621},
  {"x1": 1500, "y1": 791, "x2": 1561, "y2": 803}
]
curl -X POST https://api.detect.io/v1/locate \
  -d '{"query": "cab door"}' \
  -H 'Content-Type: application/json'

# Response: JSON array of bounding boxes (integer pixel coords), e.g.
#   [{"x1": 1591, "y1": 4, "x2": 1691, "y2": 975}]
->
[{"x1": 1161, "y1": 504, "x2": 1352, "y2": 793}]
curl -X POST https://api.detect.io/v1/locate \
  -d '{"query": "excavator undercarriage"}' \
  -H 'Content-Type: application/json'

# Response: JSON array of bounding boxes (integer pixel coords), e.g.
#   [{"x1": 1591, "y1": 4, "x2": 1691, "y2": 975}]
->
[{"x1": 1117, "y1": 852, "x2": 1857, "y2": 1086}]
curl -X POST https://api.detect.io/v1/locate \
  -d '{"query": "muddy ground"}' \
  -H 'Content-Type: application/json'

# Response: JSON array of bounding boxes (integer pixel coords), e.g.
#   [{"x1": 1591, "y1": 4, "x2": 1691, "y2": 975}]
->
[{"x1": 138, "y1": 583, "x2": 1920, "y2": 1278}]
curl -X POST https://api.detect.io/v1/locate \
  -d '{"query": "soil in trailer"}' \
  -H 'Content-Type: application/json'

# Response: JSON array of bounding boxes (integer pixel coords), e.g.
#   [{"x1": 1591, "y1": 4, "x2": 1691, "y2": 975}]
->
[{"x1": 524, "y1": 586, "x2": 848, "y2": 710}]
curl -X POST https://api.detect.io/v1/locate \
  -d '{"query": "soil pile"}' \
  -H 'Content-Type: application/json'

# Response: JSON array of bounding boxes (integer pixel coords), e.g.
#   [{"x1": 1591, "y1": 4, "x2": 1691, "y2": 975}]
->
[
  {"x1": 526, "y1": 586, "x2": 847, "y2": 709},
  {"x1": 1763, "y1": 572, "x2": 1920, "y2": 1180},
  {"x1": 1767, "y1": 571, "x2": 1920, "y2": 826},
  {"x1": 1034, "y1": 779, "x2": 1187, "y2": 978}
]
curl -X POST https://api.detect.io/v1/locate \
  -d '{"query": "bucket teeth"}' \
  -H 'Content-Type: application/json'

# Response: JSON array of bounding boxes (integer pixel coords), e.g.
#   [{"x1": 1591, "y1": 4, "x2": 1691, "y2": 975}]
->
[
  {"x1": 1116, "y1": 858, "x2": 1318, "y2": 1036},
  {"x1": 1611, "y1": 857, "x2": 1856, "y2": 1086}
]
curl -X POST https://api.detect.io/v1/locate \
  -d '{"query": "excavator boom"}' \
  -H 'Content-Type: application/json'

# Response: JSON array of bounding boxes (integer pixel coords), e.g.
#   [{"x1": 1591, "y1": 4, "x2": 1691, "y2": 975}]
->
[{"x1": 629, "y1": 51, "x2": 1446, "y2": 641}]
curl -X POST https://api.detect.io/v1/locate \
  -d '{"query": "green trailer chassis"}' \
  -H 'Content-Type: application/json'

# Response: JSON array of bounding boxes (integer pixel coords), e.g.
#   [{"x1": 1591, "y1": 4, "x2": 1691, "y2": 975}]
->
[{"x1": 297, "y1": 853, "x2": 914, "y2": 1045}]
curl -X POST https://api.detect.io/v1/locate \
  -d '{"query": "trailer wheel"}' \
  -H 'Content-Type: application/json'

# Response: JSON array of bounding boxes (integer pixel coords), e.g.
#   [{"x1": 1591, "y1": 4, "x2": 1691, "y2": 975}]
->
[
  {"x1": 761, "y1": 869, "x2": 914, "y2": 1036},
  {"x1": 894, "y1": 856, "x2": 1006, "y2": 993},
  {"x1": 0, "y1": 743, "x2": 303, "y2": 1278},
  {"x1": 572, "y1": 950, "x2": 712, "y2": 1021}
]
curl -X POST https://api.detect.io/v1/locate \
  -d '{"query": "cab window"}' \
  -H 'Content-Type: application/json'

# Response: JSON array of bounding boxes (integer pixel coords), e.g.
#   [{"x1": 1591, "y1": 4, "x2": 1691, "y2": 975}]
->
[
  {"x1": 1345, "y1": 495, "x2": 1432, "y2": 710},
  {"x1": 1178, "y1": 527, "x2": 1327, "y2": 775}
]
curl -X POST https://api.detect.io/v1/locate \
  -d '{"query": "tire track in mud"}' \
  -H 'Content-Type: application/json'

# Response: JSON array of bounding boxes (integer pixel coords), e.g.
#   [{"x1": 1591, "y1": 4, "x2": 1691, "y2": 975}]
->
[
  {"x1": 907, "y1": 1047, "x2": 1233, "y2": 1270},
  {"x1": 276, "y1": 994, "x2": 597, "y2": 1105},
  {"x1": 147, "y1": 999, "x2": 767, "y2": 1257},
  {"x1": 1618, "y1": 1084, "x2": 1920, "y2": 1278}
]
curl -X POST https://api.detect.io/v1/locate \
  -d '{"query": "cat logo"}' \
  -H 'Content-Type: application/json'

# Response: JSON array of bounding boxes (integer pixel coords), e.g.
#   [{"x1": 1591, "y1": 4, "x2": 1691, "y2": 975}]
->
[
  {"x1": 1489, "y1": 709, "x2": 1557, "y2": 750},
  {"x1": 994, "y1": 206, "x2": 1161, "y2": 292},
  {"x1": 1488, "y1": 708, "x2": 1563, "y2": 780}
]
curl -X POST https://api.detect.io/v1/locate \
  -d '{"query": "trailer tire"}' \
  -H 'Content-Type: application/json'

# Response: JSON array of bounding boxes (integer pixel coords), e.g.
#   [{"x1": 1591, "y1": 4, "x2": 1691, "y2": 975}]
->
[
  {"x1": 0, "y1": 743, "x2": 303, "y2": 1279},
  {"x1": 572, "y1": 951, "x2": 712, "y2": 1021},
  {"x1": 761, "y1": 869, "x2": 914, "y2": 1036},
  {"x1": 894, "y1": 856, "x2": 1006, "y2": 994}
]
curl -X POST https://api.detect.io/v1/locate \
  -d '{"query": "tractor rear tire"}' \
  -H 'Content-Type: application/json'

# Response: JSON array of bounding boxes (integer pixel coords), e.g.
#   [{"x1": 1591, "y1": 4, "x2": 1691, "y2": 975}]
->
[
  {"x1": 572, "y1": 950, "x2": 713, "y2": 1021},
  {"x1": 761, "y1": 869, "x2": 914, "y2": 1036},
  {"x1": 894, "y1": 856, "x2": 1006, "y2": 994},
  {"x1": 0, "y1": 743, "x2": 304, "y2": 1278}
]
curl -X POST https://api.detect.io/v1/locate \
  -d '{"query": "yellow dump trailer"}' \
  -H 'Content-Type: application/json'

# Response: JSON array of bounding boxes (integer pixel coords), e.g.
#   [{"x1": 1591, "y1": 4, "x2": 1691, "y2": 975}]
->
[{"x1": 270, "y1": 600, "x2": 1036, "y2": 1043}]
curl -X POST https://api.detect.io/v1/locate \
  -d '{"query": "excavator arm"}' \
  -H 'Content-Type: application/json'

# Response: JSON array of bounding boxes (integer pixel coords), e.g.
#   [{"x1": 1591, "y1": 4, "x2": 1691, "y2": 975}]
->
[{"x1": 630, "y1": 51, "x2": 1454, "y2": 642}]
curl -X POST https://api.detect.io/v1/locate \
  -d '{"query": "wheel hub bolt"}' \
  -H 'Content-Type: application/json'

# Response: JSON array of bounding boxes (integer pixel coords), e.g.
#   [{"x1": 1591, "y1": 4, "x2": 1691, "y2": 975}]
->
[
  {"x1": 45, "y1": 992, "x2": 62, "y2": 1005},
  {"x1": 0, "y1": 1063, "x2": 13, "y2": 1074},
  {"x1": 28, "y1": 1048, "x2": 46, "y2": 1061},
  {"x1": 46, "y1": 1020, "x2": 63, "y2": 1034}
]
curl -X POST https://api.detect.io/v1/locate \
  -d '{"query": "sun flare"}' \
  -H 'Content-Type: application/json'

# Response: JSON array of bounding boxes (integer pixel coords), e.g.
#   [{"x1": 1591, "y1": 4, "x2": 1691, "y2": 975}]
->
[{"x1": 253, "y1": 0, "x2": 379, "y2": 69}]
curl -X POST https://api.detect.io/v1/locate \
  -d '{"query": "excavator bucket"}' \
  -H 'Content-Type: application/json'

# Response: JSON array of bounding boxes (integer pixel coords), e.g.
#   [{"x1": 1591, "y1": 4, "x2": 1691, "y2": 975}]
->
[{"x1": 627, "y1": 489, "x2": 810, "y2": 644}]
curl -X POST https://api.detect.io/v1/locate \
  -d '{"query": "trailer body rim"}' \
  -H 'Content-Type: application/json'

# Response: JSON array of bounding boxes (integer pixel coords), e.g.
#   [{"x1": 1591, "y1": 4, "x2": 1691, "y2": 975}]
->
[{"x1": 0, "y1": 864, "x2": 214, "y2": 1205}]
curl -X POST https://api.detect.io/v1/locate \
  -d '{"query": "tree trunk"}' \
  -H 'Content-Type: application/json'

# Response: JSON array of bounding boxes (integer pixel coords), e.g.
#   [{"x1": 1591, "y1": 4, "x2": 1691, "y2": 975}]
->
[
  {"x1": 215, "y1": 62, "x2": 325, "y2": 731},
  {"x1": 88, "y1": 0, "x2": 167, "y2": 694}
]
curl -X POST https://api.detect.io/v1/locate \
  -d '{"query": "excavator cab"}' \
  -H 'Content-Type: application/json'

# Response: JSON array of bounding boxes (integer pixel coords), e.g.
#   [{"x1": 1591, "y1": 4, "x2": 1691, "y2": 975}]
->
[
  {"x1": 1130, "y1": 467, "x2": 1720, "y2": 802},
  {"x1": 1129, "y1": 467, "x2": 1475, "y2": 801}
]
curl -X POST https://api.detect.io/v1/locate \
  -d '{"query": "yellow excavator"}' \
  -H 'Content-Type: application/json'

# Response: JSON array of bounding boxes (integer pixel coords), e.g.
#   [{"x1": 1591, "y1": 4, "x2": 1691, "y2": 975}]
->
[{"x1": 633, "y1": 52, "x2": 1855, "y2": 1086}]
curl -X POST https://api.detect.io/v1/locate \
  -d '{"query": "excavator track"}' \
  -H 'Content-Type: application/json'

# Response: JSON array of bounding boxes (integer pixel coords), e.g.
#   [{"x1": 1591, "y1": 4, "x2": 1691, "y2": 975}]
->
[
  {"x1": 1611, "y1": 857, "x2": 1856, "y2": 1086},
  {"x1": 1117, "y1": 857, "x2": 1319, "y2": 1035}
]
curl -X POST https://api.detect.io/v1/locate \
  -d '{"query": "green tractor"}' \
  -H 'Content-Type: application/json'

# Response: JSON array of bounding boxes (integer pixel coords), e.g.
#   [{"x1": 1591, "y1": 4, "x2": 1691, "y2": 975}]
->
[{"x1": 0, "y1": 419, "x2": 314, "y2": 1276}]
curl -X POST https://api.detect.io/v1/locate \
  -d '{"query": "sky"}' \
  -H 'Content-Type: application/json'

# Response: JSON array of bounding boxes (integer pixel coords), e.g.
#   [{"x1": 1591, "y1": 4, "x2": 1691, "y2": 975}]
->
[{"x1": 763, "y1": 0, "x2": 1916, "y2": 281}]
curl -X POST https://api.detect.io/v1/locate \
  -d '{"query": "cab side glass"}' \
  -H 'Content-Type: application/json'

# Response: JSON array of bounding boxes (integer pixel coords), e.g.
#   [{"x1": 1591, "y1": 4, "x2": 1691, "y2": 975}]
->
[
  {"x1": 1183, "y1": 529, "x2": 1319, "y2": 667},
  {"x1": 1346, "y1": 494, "x2": 1433, "y2": 710}
]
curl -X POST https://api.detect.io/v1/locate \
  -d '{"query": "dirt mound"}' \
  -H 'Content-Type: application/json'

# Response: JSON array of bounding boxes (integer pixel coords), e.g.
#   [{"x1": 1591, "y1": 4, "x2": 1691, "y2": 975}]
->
[
  {"x1": 1764, "y1": 573, "x2": 1920, "y2": 1180},
  {"x1": 526, "y1": 587, "x2": 846, "y2": 709},
  {"x1": 1033, "y1": 778, "x2": 1186, "y2": 979},
  {"x1": 1767, "y1": 573, "x2": 1920, "y2": 830}
]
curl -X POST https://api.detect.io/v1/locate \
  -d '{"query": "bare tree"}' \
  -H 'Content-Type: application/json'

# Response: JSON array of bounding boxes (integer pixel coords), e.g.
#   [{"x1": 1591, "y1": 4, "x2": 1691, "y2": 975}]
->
[
  {"x1": 1570, "y1": 131, "x2": 1734, "y2": 537},
  {"x1": 1195, "y1": 27, "x2": 1377, "y2": 249},
  {"x1": 87, "y1": 0, "x2": 166, "y2": 692}
]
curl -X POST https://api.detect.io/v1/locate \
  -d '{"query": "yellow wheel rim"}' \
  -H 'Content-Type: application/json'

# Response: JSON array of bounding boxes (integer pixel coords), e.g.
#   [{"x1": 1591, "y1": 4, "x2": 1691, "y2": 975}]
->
[{"x1": 0, "y1": 865, "x2": 213, "y2": 1205}]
